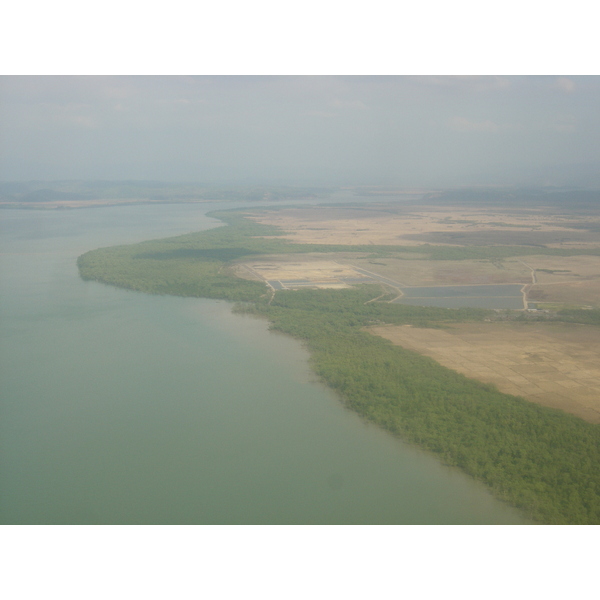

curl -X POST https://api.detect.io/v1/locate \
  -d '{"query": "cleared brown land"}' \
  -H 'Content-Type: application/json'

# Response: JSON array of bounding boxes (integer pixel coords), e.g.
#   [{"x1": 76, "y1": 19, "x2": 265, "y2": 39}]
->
[
  {"x1": 247, "y1": 205, "x2": 600, "y2": 249},
  {"x1": 232, "y1": 259, "x2": 359, "y2": 289},
  {"x1": 245, "y1": 206, "x2": 600, "y2": 306},
  {"x1": 519, "y1": 255, "x2": 600, "y2": 306},
  {"x1": 369, "y1": 321, "x2": 600, "y2": 424},
  {"x1": 528, "y1": 280, "x2": 600, "y2": 307}
]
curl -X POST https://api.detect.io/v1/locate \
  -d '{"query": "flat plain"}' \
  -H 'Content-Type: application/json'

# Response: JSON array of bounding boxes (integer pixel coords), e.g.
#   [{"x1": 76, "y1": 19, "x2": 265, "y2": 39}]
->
[
  {"x1": 247, "y1": 204, "x2": 600, "y2": 250},
  {"x1": 369, "y1": 321, "x2": 600, "y2": 424},
  {"x1": 234, "y1": 259, "x2": 358, "y2": 289},
  {"x1": 242, "y1": 204, "x2": 600, "y2": 305}
]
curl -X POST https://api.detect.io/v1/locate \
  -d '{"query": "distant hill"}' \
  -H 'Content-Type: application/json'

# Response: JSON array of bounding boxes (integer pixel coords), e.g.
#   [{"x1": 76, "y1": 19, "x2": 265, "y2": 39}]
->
[
  {"x1": 422, "y1": 188, "x2": 600, "y2": 211},
  {"x1": 0, "y1": 180, "x2": 333, "y2": 204},
  {"x1": 19, "y1": 188, "x2": 98, "y2": 202}
]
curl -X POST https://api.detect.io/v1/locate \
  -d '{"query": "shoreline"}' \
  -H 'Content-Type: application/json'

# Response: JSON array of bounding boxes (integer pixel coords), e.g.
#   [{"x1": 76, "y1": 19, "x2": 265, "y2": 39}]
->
[{"x1": 75, "y1": 207, "x2": 600, "y2": 524}]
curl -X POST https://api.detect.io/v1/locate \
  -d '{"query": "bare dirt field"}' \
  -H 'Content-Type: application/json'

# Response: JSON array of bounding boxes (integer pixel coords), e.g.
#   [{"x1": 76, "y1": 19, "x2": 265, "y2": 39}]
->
[
  {"x1": 231, "y1": 257, "x2": 367, "y2": 290},
  {"x1": 369, "y1": 321, "x2": 600, "y2": 423},
  {"x1": 247, "y1": 205, "x2": 600, "y2": 249}
]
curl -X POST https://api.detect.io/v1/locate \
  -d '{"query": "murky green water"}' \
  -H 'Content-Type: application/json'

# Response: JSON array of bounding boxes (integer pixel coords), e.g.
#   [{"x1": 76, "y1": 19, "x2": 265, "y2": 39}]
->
[
  {"x1": 396, "y1": 296, "x2": 524, "y2": 309},
  {"x1": 396, "y1": 284, "x2": 524, "y2": 309},
  {"x1": 0, "y1": 204, "x2": 531, "y2": 524}
]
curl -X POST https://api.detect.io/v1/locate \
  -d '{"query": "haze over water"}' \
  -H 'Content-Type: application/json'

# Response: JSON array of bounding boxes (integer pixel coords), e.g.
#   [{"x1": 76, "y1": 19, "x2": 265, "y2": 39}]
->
[{"x1": 0, "y1": 203, "x2": 531, "y2": 524}]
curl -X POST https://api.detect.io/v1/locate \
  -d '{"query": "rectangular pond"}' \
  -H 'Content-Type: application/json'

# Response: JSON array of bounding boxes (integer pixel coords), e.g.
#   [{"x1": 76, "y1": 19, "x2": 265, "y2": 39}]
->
[{"x1": 393, "y1": 284, "x2": 525, "y2": 309}]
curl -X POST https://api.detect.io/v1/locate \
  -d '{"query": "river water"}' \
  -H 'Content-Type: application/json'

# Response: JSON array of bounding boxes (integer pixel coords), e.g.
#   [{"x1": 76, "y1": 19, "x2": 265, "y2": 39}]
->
[{"x1": 0, "y1": 202, "x2": 531, "y2": 524}]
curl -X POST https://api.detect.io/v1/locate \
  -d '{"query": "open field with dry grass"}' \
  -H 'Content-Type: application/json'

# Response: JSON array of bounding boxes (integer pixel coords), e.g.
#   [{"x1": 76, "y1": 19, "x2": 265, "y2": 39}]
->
[
  {"x1": 350, "y1": 255, "x2": 600, "y2": 306},
  {"x1": 351, "y1": 256, "x2": 532, "y2": 286},
  {"x1": 247, "y1": 205, "x2": 600, "y2": 249},
  {"x1": 369, "y1": 321, "x2": 600, "y2": 424},
  {"x1": 528, "y1": 281, "x2": 600, "y2": 306},
  {"x1": 243, "y1": 204, "x2": 600, "y2": 306}
]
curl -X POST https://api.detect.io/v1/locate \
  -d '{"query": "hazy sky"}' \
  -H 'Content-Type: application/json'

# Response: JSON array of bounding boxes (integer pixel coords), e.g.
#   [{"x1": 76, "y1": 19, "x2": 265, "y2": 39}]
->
[{"x1": 1, "y1": 75, "x2": 599, "y2": 187}]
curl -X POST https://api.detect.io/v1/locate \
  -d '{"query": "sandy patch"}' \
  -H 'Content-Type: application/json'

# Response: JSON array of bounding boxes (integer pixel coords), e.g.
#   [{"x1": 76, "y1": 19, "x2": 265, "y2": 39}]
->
[
  {"x1": 247, "y1": 260, "x2": 358, "y2": 280},
  {"x1": 232, "y1": 259, "x2": 366, "y2": 290}
]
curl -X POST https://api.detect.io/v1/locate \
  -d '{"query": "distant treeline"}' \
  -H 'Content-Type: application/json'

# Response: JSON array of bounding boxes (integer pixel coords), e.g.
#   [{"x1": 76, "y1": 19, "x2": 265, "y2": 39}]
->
[
  {"x1": 421, "y1": 187, "x2": 600, "y2": 212},
  {"x1": 77, "y1": 208, "x2": 600, "y2": 524},
  {"x1": 0, "y1": 181, "x2": 333, "y2": 204},
  {"x1": 556, "y1": 308, "x2": 600, "y2": 326}
]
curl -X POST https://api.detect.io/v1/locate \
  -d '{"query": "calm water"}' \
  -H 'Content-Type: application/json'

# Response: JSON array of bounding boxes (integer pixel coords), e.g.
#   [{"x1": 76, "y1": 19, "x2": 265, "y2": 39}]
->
[
  {"x1": 0, "y1": 204, "x2": 531, "y2": 524},
  {"x1": 401, "y1": 284, "x2": 524, "y2": 298},
  {"x1": 395, "y1": 284, "x2": 524, "y2": 309}
]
